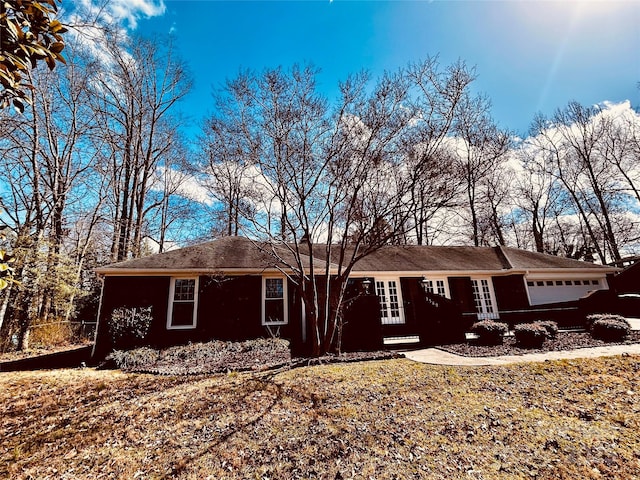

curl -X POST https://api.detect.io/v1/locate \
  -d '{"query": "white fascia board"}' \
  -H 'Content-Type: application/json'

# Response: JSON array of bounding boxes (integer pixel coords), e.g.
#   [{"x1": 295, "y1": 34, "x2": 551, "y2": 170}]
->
[
  {"x1": 97, "y1": 266, "x2": 616, "y2": 278},
  {"x1": 524, "y1": 269, "x2": 616, "y2": 279},
  {"x1": 96, "y1": 267, "x2": 292, "y2": 276},
  {"x1": 349, "y1": 269, "x2": 512, "y2": 278},
  {"x1": 96, "y1": 266, "x2": 342, "y2": 277}
]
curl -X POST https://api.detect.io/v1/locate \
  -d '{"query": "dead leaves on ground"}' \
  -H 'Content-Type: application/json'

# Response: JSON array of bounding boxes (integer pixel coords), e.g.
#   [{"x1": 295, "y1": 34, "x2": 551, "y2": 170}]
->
[{"x1": 1, "y1": 357, "x2": 640, "y2": 479}]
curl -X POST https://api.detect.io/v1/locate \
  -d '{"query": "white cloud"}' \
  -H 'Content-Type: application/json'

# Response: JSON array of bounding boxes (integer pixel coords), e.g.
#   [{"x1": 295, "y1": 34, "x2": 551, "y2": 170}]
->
[
  {"x1": 66, "y1": 0, "x2": 167, "y2": 66},
  {"x1": 71, "y1": 0, "x2": 165, "y2": 30},
  {"x1": 111, "y1": 0, "x2": 165, "y2": 29},
  {"x1": 64, "y1": 0, "x2": 167, "y2": 99},
  {"x1": 155, "y1": 166, "x2": 215, "y2": 206}
]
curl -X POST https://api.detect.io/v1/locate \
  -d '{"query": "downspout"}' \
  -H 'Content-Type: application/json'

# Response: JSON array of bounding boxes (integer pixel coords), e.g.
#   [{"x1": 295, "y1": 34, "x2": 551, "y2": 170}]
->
[
  {"x1": 523, "y1": 269, "x2": 532, "y2": 307},
  {"x1": 301, "y1": 300, "x2": 306, "y2": 343},
  {"x1": 90, "y1": 275, "x2": 106, "y2": 362}
]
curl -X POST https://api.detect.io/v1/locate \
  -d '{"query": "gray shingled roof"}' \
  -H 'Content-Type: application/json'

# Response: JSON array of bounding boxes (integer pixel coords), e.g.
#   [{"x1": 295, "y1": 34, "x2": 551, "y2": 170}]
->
[
  {"x1": 348, "y1": 245, "x2": 510, "y2": 272},
  {"x1": 500, "y1": 247, "x2": 610, "y2": 270},
  {"x1": 97, "y1": 236, "x2": 615, "y2": 274},
  {"x1": 97, "y1": 236, "x2": 328, "y2": 272}
]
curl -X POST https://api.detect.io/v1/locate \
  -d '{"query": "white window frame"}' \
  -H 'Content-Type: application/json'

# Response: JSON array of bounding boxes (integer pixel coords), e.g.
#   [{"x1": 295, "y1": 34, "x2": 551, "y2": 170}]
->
[
  {"x1": 471, "y1": 277, "x2": 499, "y2": 320},
  {"x1": 167, "y1": 277, "x2": 199, "y2": 330},
  {"x1": 262, "y1": 276, "x2": 288, "y2": 326},
  {"x1": 421, "y1": 277, "x2": 450, "y2": 298},
  {"x1": 375, "y1": 278, "x2": 405, "y2": 325}
]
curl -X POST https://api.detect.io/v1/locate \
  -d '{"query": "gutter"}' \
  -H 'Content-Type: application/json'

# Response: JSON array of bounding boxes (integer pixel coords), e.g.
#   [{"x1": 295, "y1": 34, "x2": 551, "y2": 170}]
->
[{"x1": 90, "y1": 276, "x2": 105, "y2": 360}]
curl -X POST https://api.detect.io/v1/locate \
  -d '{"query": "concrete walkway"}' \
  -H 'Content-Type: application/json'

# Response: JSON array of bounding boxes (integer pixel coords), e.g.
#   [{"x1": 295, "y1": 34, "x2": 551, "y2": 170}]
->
[
  {"x1": 405, "y1": 343, "x2": 640, "y2": 366},
  {"x1": 406, "y1": 317, "x2": 640, "y2": 366}
]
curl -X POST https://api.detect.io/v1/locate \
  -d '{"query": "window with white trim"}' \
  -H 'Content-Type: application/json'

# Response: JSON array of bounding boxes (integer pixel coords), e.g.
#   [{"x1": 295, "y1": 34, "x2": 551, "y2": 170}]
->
[
  {"x1": 471, "y1": 278, "x2": 499, "y2": 320},
  {"x1": 262, "y1": 277, "x2": 288, "y2": 325},
  {"x1": 167, "y1": 277, "x2": 198, "y2": 329},
  {"x1": 422, "y1": 278, "x2": 449, "y2": 298},
  {"x1": 375, "y1": 279, "x2": 404, "y2": 325}
]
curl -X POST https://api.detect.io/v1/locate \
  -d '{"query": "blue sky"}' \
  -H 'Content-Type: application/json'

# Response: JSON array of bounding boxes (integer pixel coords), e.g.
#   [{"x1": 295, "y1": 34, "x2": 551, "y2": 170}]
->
[{"x1": 128, "y1": 1, "x2": 640, "y2": 137}]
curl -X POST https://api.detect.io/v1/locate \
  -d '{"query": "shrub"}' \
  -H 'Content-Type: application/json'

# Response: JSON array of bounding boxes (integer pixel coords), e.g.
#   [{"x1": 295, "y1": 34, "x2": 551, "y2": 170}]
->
[
  {"x1": 534, "y1": 320, "x2": 558, "y2": 339},
  {"x1": 106, "y1": 338, "x2": 292, "y2": 374},
  {"x1": 107, "y1": 347, "x2": 160, "y2": 370},
  {"x1": 585, "y1": 313, "x2": 627, "y2": 331},
  {"x1": 514, "y1": 323, "x2": 548, "y2": 348},
  {"x1": 108, "y1": 306, "x2": 153, "y2": 350},
  {"x1": 589, "y1": 316, "x2": 631, "y2": 342},
  {"x1": 29, "y1": 320, "x2": 76, "y2": 347},
  {"x1": 470, "y1": 320, "x2": 508, "y2": 345}
]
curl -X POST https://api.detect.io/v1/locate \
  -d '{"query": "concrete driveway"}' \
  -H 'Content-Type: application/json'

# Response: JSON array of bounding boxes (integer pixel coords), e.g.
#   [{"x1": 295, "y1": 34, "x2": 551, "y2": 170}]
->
[
  {"x1": 406, "y1": 317, "x2": 640, "y2": 366},
  {"x1": 405, "y1": 343, "x2": 640, "y2": 366}
]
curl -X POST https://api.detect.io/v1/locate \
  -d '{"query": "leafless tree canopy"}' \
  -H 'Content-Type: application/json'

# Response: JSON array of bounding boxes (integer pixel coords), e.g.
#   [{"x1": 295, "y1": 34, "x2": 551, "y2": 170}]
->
[{"x1": 1, "y1": 18, "x2": 639, "y2": 355}]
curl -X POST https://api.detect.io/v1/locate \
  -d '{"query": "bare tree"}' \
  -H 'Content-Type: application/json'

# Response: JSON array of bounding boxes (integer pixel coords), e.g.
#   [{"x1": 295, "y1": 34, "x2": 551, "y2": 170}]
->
[
  {"x1": 530, "y1": 102, "x2": 635, "y2": 263},
  {"x1": 598, "y1": 104, "x2": 640, "y2": 205},
  {"x1": 478, "y1": 161, "x2": 514, "y2": 246},
  {"x1": 89, "y1": 36, "x2": 191, "y2": 261},
  {"x1": 201, "y1": 61, "x2": 497, "y2": 355},
  {"x1": 0, "y1": 47, "x2": 98, "y2": 349},
  {"x1": 0, "y1": 29, "x2": 192, "y2": 350},
  {"x1": 401, "y1": 58, "x2": 476, "y2": 245},
  {"x1": 201, "y1": 96, "x2": 261, "y2": 236},
  {"x1": 512, "y1": 144, "x2": 564, "y2": 252},
  {"x1": 404, "y1": 147, "x2": 463, "y2": 245},
  {"x1": 452, "y1": 93, "x2": 512, "y2": 246}
]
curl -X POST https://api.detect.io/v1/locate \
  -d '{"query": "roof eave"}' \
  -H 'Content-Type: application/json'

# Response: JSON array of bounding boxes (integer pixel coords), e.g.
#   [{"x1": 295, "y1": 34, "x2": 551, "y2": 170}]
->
[
  {"x1": 350, "y1": 269, "x2": 513, "y2": 276},
  {"x1": 521, "y1": 266, "x2": 619, "y2": 276},
  {"x1": 95, "y1": 266, "x2": 341, "y2": 276}
]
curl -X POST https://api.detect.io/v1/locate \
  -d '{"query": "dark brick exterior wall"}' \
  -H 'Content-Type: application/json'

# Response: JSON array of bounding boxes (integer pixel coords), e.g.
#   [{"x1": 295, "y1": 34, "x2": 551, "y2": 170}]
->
[
  {"x1": 93, "y1": 267, "x2": 627, "y2": 360},
  {"x1": 93, "y1": 276, "x2": 171, "y2": 359},
  {"x1": 93, "y1": 274, "x2": 303, "y2": 360}
]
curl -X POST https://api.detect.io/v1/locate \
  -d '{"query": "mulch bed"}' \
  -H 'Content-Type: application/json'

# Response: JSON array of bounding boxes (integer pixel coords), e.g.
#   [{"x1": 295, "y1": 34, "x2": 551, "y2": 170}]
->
[
  {"x1": 106, "y1": 339, "x2": 403, "y2": 375},
  {"x1": 439, "y1": 330, "x2": 640, "y2": 357},
  {"x1": 292, "y1": 350, "x2": 403, "y2": 367}
]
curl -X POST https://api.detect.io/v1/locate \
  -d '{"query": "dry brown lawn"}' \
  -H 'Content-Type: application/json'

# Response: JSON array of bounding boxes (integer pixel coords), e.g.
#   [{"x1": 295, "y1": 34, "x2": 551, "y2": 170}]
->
[{"x1": 1, "y1": 356, "x2": 640, "y2": 479}]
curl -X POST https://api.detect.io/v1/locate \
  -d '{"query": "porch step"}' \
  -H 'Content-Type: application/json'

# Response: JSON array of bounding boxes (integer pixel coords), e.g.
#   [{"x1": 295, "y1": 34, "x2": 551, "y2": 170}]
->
[{"x1": 383, "y1": 335, "x2": 420, "y2": 346}]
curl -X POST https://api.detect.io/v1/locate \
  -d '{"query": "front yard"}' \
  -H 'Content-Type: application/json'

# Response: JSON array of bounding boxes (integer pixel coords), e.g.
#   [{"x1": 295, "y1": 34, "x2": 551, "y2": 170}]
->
[{"x1": 2, "y1": 356, "x2": 640, "y2": 479}]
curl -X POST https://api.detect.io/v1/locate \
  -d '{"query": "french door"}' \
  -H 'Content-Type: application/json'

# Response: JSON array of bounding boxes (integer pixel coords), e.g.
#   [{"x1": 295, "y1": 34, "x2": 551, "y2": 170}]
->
[
  {"x1": 375, "y1": 279, "x2": 405, "y2": 324},
  {"x1": 471, "y1": 278, "x2": 499, "y2": 320}
]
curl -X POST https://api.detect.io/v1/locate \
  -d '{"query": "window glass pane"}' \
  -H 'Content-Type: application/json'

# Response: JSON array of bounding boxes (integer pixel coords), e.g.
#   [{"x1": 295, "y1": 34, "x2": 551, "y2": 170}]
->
[
  {"x1": 171, "y1": 302, "x2": 194, "y2": 326},
  {"x1": 591, "y1": 279, "x2": 599, "y2": 285},
  {"x1": 264, "y1": 299, "x2": 284, "y2": 323},
  {"x1": 436, "y1": 280, "x2": 446, "y2": 296},
  {"x1": 376, "y1": 281, "x2": 388, "y2": 318},
  {"x1": 265, "y1": 278, "x2": 283, "y2": 299},
  {"x1": 174, "y1": 279, "x2": 195, "y2": 301},
  {"x1": 471, "y1": 280, "x2": 483, "y2": 312},
  {"x1": 388, "y1": 281, "x2": 400, "y2": 317},
  {"x1": 423, "y1": 279, "x2": 434, "y2": 294},
  {"x1": 481, "y1": 279, "x2": 494, "y2": 313}
]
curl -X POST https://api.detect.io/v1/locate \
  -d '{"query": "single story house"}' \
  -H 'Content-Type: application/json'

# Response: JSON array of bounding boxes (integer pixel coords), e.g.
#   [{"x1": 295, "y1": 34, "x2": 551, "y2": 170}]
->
[{"x1": 92, "y1": 236, "x2": 619, "y2": 358}]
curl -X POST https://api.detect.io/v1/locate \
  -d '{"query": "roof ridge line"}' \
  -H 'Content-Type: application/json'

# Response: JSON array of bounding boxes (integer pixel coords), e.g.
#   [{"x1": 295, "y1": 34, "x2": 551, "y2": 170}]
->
[{"x1": 494, "y1": 245, "x2": 514, "y2": 270}]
